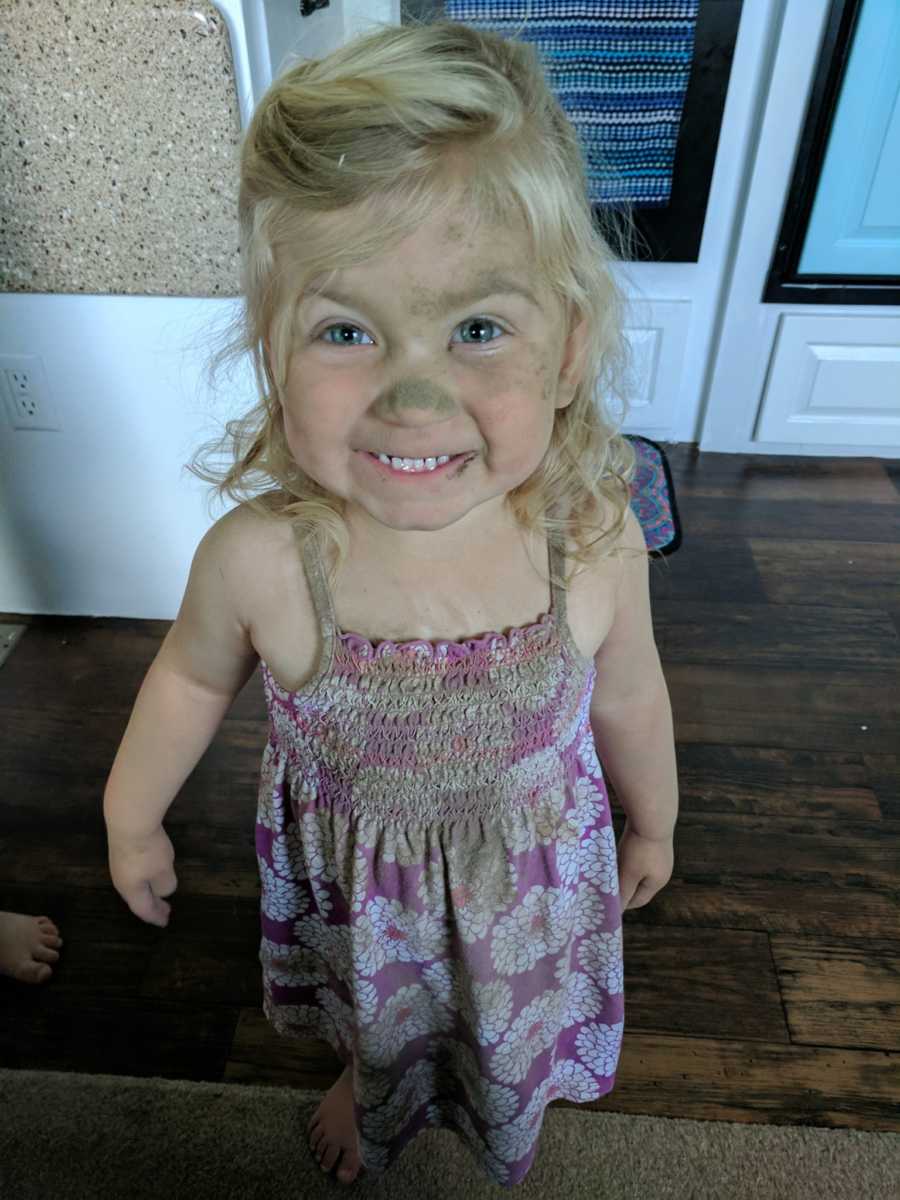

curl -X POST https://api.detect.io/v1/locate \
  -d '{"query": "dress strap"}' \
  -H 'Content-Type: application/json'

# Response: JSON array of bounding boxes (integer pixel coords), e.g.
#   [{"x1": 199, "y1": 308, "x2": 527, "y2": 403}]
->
[
  {"x1": 294, "y1": 524, "x2": 337, "y2": 674},
  {"x1": 547, "y1": 535, "x2": 568, "y2": 625}
]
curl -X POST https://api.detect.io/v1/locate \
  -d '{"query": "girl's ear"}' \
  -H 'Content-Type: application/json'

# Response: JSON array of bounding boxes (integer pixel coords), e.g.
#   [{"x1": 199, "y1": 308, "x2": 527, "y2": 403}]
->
[{"x1": 555, "y1": 313, "x2": 590, "y2": 411}]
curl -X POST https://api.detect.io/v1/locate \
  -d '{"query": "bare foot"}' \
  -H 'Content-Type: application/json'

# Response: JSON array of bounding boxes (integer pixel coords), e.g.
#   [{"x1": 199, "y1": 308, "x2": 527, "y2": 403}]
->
[
  {"x1": 0, "y1": 912, "x2": 63, "y2": 984},
  {"x1": 306, "y1": 1064, "x2": 364, "y2": 1184}
]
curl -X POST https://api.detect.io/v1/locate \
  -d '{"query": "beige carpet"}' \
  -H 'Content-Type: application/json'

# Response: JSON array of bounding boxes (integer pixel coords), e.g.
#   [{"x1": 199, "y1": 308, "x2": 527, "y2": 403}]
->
[{"x1": 2, "y1": 1068, "x2": 898, "y2": 1198}]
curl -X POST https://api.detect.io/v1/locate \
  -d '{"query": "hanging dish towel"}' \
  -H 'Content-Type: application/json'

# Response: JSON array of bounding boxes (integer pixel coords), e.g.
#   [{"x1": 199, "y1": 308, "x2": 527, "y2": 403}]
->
[
  {"x1": 444, "y1": 0, "x2": 700, "y2": 208},
  {"x1": 624, "y1": 434, "x2": 681, "y2": 556}
]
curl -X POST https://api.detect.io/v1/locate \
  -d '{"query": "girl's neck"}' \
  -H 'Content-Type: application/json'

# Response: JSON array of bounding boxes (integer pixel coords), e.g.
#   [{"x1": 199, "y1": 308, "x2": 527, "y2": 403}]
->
[{"x1": 343, "y1": 496, "x2": 522, "y2": 576}]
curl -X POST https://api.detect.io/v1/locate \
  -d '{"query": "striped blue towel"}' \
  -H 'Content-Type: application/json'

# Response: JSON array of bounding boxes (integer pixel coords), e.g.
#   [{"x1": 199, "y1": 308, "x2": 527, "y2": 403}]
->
[{"x1": 444, "y1": 1, "x2": 699, "y2": 208}]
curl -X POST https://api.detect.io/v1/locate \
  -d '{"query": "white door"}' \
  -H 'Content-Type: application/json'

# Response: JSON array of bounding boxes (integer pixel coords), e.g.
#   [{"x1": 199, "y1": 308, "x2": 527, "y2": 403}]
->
[{"x1": 699, "y1": 0, "x2": 900, "y2": 457}]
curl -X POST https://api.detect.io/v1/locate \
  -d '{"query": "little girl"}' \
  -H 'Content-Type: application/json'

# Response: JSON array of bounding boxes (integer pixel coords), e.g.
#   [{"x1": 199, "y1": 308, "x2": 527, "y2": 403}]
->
[{"x1": 103, "y1": 16, "x2": 678, "y2": 1190}]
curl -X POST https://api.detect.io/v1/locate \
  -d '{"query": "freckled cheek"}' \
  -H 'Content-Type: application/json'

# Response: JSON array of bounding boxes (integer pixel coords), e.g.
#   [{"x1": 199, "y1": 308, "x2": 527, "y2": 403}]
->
[
  {"x1": 481, "y1": 392, "x2": 549, "y2": 457},
  {"x1": 282, "y1": 385, "x2": 355, "y2": 457}
]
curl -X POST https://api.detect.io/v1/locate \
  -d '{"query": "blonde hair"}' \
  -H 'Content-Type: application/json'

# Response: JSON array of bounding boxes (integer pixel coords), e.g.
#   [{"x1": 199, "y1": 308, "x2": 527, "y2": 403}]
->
[{"x1": 187, "y1": 15, "x2": 642, "y2": 592}]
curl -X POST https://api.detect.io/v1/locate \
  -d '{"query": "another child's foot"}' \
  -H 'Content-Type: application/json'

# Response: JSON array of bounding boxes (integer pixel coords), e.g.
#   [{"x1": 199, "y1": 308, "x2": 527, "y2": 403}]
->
[
  {"x1": 306, "y1": 1064, "x2": 363, "y2": 1184},
  {"x1": 0, "y1": 912, "x2": 63, "y2": 984}
]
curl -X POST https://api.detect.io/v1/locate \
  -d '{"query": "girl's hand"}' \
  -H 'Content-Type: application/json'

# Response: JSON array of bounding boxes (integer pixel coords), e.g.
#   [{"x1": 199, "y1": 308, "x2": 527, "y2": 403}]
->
[
  {"x1": 106, "y1": 824, "x2": 178, "y2": 927},
  {"x1": 616, "y1": 820, "x2": 674, "y2": 911}
]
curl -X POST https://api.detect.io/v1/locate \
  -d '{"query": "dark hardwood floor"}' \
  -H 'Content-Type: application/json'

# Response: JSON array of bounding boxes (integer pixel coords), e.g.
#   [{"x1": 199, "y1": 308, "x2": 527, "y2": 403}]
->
[{"x1": 1, "y1": 444, "x2": 898, "y2": 1130}]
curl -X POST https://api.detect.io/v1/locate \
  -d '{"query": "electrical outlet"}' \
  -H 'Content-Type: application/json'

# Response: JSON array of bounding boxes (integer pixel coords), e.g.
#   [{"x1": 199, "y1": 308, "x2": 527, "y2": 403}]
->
[{"x1": 0, "y1": 354, "x2": 61, "y2": 431}]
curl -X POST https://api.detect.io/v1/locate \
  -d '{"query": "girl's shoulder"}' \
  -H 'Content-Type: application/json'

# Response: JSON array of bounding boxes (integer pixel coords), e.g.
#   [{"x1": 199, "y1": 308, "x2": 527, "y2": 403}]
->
[{"x1": 213, "y1": 496, "x2": 298, "y2": 605}]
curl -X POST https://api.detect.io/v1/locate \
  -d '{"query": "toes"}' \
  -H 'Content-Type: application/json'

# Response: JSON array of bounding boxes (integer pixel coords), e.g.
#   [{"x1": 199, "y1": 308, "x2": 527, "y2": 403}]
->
[
  {"x1": 34, "y1": 945, "x2": 60, "y2": 964},
  {"x1": 18, "y1": 962, "x2": 51, "y2": 984},
  {"x1": 337, "y1": 1154, "x2": 361, "y2": 1184},
  {"x1": 310, "y1": 1130, "x2": 326, "y2": 1159},
  {"x1": 319, "y1": 1142, "x2": 341, "y2": 1172}
]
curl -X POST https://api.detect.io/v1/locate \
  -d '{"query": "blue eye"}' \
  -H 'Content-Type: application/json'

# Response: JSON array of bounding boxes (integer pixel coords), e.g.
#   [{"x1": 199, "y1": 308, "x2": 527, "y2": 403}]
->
[{"x1": 318, "y1": 317, "x2": 505, "y2": 347}]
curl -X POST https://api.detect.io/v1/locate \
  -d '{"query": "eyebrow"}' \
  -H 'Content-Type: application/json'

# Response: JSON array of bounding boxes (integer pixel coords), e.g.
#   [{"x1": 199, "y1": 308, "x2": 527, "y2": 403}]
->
[{"x1": 306, "y1": 273, "x2": 541, "y2": 315}]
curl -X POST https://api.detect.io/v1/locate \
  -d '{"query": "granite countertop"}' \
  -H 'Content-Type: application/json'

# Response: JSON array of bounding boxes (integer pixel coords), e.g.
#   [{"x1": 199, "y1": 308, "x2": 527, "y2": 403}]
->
[{"x1": 0, "y1": 0, "x2": 243, "y2": 297}]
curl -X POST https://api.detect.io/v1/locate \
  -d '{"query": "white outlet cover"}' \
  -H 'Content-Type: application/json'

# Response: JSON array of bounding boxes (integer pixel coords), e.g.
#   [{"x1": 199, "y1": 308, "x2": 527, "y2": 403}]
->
[{"x1": 0, "y1": 353, "x2": 61, "y2": 431}]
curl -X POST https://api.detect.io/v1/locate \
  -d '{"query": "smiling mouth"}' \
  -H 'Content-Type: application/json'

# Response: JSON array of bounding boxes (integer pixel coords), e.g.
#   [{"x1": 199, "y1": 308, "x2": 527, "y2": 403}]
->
[{"x1": 359, "y1": 450, "x2": 475, "y2": 478}]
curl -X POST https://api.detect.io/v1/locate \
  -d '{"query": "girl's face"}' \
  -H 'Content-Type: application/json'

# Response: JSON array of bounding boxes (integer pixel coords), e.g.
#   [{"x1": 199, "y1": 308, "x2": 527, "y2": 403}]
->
[{"x1": 270, "y1": 201, "x2": 588, "y2": 557}]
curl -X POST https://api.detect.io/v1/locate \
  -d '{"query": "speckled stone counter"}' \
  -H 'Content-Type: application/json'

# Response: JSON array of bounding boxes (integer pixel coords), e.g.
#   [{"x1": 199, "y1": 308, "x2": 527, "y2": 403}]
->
[{"x1": 0, "y1": 0, "x2": 243, "y2": 297}]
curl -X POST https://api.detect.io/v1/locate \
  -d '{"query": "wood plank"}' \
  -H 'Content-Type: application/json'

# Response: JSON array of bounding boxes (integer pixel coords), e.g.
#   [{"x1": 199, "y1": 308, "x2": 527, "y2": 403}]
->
[
  {"x1": 671, "y1": 743, "x2": 878, "y2": 820},
  {"x1": 619, "y1": 927, "x2": 788, "y2": 1042},
  {"x1": 662, "y1": 663, "x2": 899, "y2": 753},
  {"x1": 1, "y1": 827, "x2": 264, "y2": 896},
  {"x1": 658, "y1": 497, "x2": 900, "y2": 543},
  {"x1": 655, "y1": 602, "x2": 899, "y2": 670},
  {"x1": 749, "y1": 539, "x2": 900, "y2": 610},
  {"x1": 0, "y1": 709, "x2": 267, "y2": 814},
  {"x1": 566, "y1": 1032, "x2": 900, "y2": 1130},
  {"x1": 667, "y1": 812, "x2": 900, "y2": 891},
  {"x1": 662, "y1": 447, "x2": 899, "y2": 503},
  {"x1": 0, "y1": 621, "x2": 266, "y2": 723},
  {"x1": 772, "y1": 936, "x2": 900, "y2": 1052},
  {"x1": 621, "y1": 875, "x2": 899, "y2": 941},
  {"x1": 649, "y1": 538, "x2": 768, "y2": 604}
]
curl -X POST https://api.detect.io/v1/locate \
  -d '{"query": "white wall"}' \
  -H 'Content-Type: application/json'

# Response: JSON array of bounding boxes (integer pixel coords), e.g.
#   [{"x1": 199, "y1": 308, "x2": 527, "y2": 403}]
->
[{"x1": 0, "y1": 294, "x2": 252, "y2": 618}]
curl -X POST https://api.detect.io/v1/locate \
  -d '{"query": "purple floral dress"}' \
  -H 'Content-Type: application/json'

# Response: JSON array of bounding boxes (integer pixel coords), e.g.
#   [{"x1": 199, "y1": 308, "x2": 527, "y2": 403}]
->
[{"x1": 255, "y1": 525, "x2": 624, "y2": 1187}]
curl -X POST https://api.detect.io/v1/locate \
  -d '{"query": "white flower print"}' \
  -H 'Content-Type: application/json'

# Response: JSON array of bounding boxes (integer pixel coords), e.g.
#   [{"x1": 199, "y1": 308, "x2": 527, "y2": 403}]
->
[
  {"x1": 550, "y1": 1055, "x2": 605, "y2": 1102},
  {"x1": 581, "y1": 823, "x2": 619, "y2": 895},
  {"x1": 281, "y1": 821, "x2": 309, "y2": 879},
  {"x1": 350, "y1": 846, "x2": 371, "y2": 913},
  {"x1": 359, "y1": 983, "x2": 454, "y2": 1069},
  {"x1": 259, "y1": 858, "x2": 310, "y2": 923},
  {"x1": 297, "y1": 809, "x2": 340, "y2": 885},
  {"x1": 359, "y1": 1056, "x2": 440, "y2": 1142},
  {"x1": 420, "y1": 959, "x2": 455, "y2": 1004},
  {"x1": 317, "y1": 983, "x2": 356, "y2": 1052},
  {"x1": 559, "y1": 969, "x2": 606, "y2": 1026},
  {"x1": 265, "y1": 998, "x2": 340, "y2": 1051},
  {"x1": 554, "y1": 813, "x2": 583, "y2": 887},
  {"x1": 575, "y1": 1019, "x2": 624, "y2": 1078},
  {"x1": 425, "y1": 1098, "x2": 511, "y2": 1185},
  {"x1": 353, "y1": 977, "x2": 380, "y2": 1024},
  {"x1": 425, "y1": 1038, "x2": 520, "y2": 1127},
  {"x1": 346, "y1": 912, "x2": 388, "y2": 977},
  {"x1": 266, "y1": 832, "x2": 302, "y2": 891},
  {"x1": 490, "y1": 885, "x2": 576, "y2": 976},
  {"x1": 490, "y1": 987, "x2": 566, "y2": 1085},
  {"x1": 577, "y1": 927, "x2": 624, "y2": 995},
  {"x1": 575, "y1": 722, "x2": 596, "y2": 763},
  {"x1": 572, "y1": 768, "x2": 606, "y2": 827},
  {"x1": 356, "y1": 1135, "x2": 389, "y2": 1175},
  {"x1": 569, "y1": 879, "x2": 608, "y2": 937},
  {"x1": 470, "y1": 978, "x2": 514, "y2": 1046},
  {"x1": 485, "y1": 1072, "x2": 560, "y2": 1164},
  {"x1": 366, "y1": 895, "x2": 449, "y2": 965},
  {"x1": 260, "y1": 937, "x2": 329, "y2": 988}
]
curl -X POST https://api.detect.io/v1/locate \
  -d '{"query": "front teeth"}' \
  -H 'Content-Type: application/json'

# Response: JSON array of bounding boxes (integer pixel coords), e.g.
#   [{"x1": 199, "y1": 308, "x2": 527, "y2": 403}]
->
[{"x1": 376, "y1": 453, "x2": 452, "y2": 472}]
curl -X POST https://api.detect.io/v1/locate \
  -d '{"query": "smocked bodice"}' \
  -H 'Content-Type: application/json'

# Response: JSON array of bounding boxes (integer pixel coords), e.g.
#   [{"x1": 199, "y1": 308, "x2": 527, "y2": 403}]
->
[{"x1": 257, "y1": 526, "x2": 597, "y2": 823}]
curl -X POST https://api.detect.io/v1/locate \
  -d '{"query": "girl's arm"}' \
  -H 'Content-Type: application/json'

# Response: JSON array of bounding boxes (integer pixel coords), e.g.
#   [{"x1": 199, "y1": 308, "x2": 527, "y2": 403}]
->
[
  {"x1": 589, "y1": 506, "x2": 679, "y2": 840},
  {"x1": 103, "y1": 513, "x2": 259, "y2": 837}
]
